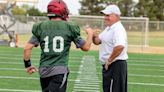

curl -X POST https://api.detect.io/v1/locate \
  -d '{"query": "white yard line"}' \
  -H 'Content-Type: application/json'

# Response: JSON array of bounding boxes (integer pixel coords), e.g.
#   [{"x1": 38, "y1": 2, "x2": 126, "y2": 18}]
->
[
  {"x1": 0, "y1": 68, "x2": 24, "y2": 71},
  {"x1": 129, "y1": 82, "x2": 164, "y2": 87},
  {"x1": 129, "y1": 61, "x2": 164, "y2": 64},
  {"x1": 73, "y1": 56, "x2": 100, "y2": 92},
  {"x1": 1, "y1": 67, "x2": 164, "y2": 78},
  {"x1": 0, "y1": 51, "x2": 40, "y2": 55},
  {"x1": 0, "y1": 75, "x2": 164, "y2": 88},
  {"x1": 0, "y1": 62, "x2": 39, "y2": 66},
  {"x1": 1, "y1": 57, "x2": 164, "y2": 67},
  {"x1": 0, "y1": 56, "x2": 81, "y2": 62},
  {"x1": 129, "y1": 74, "x2": 164, "y2": 78},
  {"x1": 0, "y1": 88, "x2": 40, "y2": 92},
  {"x1": 129, "y1": 68, "x2": 164, "y2": 72},
  {"x1": 0, "y1": 82, "x2": 164, "y2": 92},
  {"x1": 128, "y1": 63, "x2": 164, "y2": 67},
  {"x1": 0, "y1": 53, "x2": 80, "y2": 59},
  {"x1": 0, "y1": 57, "x2": 39, "y2": 61},
  {"x1": 1, "y1": 72, "x2": 164, "y2": 79},
  {"x1": 1, "y1": 61, "x2": 164, "y2": 68},
  {"x1": 0, "y1": 76, "x2": 38, "y2": 80},
  {"x1": 1, "y1": 54, "x2": 164, "y2": 91}
]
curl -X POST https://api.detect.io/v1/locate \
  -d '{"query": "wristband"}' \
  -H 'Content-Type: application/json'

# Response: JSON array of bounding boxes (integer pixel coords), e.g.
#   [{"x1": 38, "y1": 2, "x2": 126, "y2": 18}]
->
[{"x1": 24, "y1": 59, "x2": 31, "y2": 68}]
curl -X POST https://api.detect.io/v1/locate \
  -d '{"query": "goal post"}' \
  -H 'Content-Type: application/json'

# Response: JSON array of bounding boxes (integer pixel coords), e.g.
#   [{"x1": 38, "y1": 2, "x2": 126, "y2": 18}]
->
[
  {"x1": 70, "y1": 15, "x2": 149, "y2": 47},
  {"x1": 120, "y1": 17, "x2": 149, "y2": 47}
]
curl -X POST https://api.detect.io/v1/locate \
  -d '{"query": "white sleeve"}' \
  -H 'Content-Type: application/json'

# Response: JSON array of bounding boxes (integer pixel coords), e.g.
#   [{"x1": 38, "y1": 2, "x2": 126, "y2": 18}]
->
[{"x1": 98, "y1": 32, "x2": 103, "y2": 41}]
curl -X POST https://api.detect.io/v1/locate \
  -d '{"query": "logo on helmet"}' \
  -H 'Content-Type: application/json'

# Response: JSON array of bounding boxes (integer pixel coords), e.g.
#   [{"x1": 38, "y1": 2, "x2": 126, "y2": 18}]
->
[{"x1": 47, "y1": 0, "x2": 69, "y2": 20}]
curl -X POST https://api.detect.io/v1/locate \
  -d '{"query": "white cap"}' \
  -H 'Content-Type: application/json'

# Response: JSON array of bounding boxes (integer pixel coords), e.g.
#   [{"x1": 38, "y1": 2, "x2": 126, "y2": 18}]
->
[{"x1": 100, "y1": 5, "x2": 121, "y2": 15}]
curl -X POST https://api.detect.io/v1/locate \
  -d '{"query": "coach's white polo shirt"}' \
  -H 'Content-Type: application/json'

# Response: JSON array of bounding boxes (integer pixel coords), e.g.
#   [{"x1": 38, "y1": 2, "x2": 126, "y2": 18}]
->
[{"x1": 99, "y1": 21, "x2": 128, "y2": 64}]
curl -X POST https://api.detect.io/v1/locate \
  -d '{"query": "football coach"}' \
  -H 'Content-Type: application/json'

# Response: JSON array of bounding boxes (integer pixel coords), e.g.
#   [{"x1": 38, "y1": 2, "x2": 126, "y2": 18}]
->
[{"x1": 90, "y1": 4, "x2": 128, "y2": 92}]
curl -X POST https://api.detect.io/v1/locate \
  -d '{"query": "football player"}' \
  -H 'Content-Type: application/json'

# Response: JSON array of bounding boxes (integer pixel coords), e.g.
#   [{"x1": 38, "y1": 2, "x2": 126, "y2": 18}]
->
[{"x1": 23, "y1": 0, "x2": 93, "y2": 92}]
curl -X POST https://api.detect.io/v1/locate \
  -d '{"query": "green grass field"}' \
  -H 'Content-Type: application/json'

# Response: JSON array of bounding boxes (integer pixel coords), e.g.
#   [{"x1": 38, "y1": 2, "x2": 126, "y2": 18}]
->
[
  {"x1": 1, "y1": 31, "x2": 164, "y2": 47},
  {"x1": 127, "y1": 31, "x2": 164, "y2": 46},
  {"x1": 0, "y1": 46, "x2": 164, "y2": 92}
]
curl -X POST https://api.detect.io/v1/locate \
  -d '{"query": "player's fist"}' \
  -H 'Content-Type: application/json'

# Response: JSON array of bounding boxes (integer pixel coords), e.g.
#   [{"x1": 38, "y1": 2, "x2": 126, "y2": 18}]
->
[
  {"x1": 83, "y1": 27, "x2": 93, "y2": 36},
  {"x1": 26, "y1": 66, "x2": 37, "y2": 75}
]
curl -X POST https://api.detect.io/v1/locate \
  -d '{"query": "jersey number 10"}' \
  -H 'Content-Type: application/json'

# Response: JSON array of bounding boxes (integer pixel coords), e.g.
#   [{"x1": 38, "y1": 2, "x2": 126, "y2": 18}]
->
[{"x1": 43, "y1": 36, "x2": 64, "y2": 52}]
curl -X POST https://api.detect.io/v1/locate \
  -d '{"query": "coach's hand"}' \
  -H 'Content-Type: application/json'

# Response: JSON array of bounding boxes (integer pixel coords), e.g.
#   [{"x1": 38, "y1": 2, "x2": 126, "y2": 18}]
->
[
  {"x1": 84, "y1": 27, "x2": 93, "y2": 36},
  {"x1": 93, "y1": 28, "x2": 101, "y2": 37},
  {"x1": 26, "y1": 66, "x2": 37, "y2": 75},
  {"x1": 105, "y1": 61, "x2": 112, "y2": 70}
]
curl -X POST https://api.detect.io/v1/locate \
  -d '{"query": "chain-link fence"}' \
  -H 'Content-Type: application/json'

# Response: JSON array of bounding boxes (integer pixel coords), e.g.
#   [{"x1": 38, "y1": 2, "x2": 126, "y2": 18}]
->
[{"x1": 0, "y1": 15, "x2": 164, "y2": 53}]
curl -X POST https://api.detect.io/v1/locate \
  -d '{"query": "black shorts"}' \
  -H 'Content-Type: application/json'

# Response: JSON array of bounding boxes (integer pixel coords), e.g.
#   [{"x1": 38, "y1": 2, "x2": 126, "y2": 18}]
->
[
  {"x1": 102, "y1": 60, "x2": 127, "y2": 92},
  {"x1": 40, "y1": 73, "x2": 68, "y2": 92}
]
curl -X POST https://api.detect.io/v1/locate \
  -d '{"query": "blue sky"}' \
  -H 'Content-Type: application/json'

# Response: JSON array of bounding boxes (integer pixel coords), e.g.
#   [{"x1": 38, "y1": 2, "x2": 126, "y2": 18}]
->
[{"x1": 36, "y1": 0, "x2": 81, "y2": 15}]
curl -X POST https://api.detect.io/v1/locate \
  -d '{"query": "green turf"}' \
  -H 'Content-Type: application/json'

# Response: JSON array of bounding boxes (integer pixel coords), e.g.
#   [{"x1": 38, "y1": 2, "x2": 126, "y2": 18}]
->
[
  {"x1": 1, "y1": 31, "x2": 164, "y2": 47},
  {"x1": 127, "y1": 31, "x2": 164, "y2": 47},
  {"x1": 0, "y1": 46, "x2": 164, "y2": 92}
]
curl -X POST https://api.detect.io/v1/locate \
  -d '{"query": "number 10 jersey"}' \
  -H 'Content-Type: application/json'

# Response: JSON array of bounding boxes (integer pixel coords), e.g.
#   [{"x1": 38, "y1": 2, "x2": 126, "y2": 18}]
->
[{"x1": 30, "y1": 20, "x2": 85, "y2": 68}]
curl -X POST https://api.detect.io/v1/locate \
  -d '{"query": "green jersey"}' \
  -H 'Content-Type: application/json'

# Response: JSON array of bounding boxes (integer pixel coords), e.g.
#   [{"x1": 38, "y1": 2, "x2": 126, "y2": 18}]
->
[{"x1": 31, "y1": 20, "x2": 85, "y2": 68}]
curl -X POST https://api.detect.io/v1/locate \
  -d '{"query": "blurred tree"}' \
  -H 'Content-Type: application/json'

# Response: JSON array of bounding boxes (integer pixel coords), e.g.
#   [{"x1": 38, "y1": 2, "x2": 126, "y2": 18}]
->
[
  {"x1": 12, "y1": 6, "x2": 26, "y2": 15},
  {"x1": 79, "y1": 0, "x2": 164, "y2": 20},
  {"x1": 79, "y1": 0, "x2": 135, "y2": 16},
  {"x1": 118, "y1": 0, "x2": 136, "y2": 16},
  {"x1": 26, "y1": 7, "x2": 43, "y2": 16},
  {"x1": 134, "y1": 0, "x2": 164, "y2": 21},
  {"x1": 21, "y1": 4, "x2": 33, "y2": 11},
  {"x1": 79, "y1": 0, "x2": 113, "y2": 15},
  {"x1": 22, "y1": 4, "x2": 46, "y2": 16},
  {"x1": 11, "y1": 4, "x2": 45, "y2": 16},
  {"x1": 153, "y1": 0, "x2": 164, "y2": 21}
]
